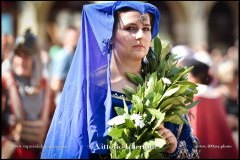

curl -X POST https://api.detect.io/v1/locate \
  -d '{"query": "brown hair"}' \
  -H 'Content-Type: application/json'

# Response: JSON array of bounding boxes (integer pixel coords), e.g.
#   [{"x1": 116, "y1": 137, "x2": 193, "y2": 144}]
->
[
  {"x1": 14, "y1": 43, "x2": 33, "y2": 56},
  {"x1": 113, "y1": 7, "x2": 154, "y2": 36},
  {"x1": 181, "y1": 58, "x2": 213, "y2": 85}
]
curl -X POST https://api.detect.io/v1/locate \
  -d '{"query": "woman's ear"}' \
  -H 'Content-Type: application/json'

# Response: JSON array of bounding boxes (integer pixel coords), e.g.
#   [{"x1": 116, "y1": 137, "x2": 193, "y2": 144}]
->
[{"x1": 110, "y1": 38, "x2": 114, "y2": 49}]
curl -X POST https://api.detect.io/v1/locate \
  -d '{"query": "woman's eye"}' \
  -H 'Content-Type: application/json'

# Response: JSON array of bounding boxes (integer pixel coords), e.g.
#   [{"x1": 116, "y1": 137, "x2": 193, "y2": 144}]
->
[
  {"x1": 143, "y1": 28, "x2": 150, "y2": 31},
  {"x1": 124, "y1": 26, "x2": 150, "y2": 32},
  {"x1": 125, "y1": 27, "x2": 136, "y2": 31}
]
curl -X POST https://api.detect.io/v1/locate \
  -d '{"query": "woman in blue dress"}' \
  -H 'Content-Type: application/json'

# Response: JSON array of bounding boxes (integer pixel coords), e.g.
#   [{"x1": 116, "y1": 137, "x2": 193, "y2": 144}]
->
[{"x1": 41, "y1": 1, "x2": 200, "y2": 159}]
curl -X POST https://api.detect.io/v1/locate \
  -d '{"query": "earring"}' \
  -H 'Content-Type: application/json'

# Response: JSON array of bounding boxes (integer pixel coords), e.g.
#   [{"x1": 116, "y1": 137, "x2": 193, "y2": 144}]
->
[
  {"x1": 110, "y1": 39, "x2": 114, "y2": 48},
  {"x1": 143, "y1": 56, "x2": 149, "y2": 64}
]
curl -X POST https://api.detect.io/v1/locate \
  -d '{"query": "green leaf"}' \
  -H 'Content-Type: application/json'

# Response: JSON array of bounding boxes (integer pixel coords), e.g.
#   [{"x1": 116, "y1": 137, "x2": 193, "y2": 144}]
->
[
  {"x1": 164, "y1": 106, "x2": 189, "y2": 124},
  {"x1": 146, "y1": 108, "x2": 165, "y2": 121},
  {"x1": 132, "y1": 95, "x2": 143, "y2": 114},
  {"x1": 167, "y1": 106, "x2": 189, "y2": 116},
  {"x1": 193, "y1": 88, "x2": 198, "y2": 94},
  {"x1": 161, "y1": 104, "x2": 172, "y2": 113},
  {"x1": 165, "y1": 87, "x2": 180, "y2": 97},
  {"x1": 114, "y1": 107, "x2": 125, "y2": 115},
  {"x1": 126, "y1": 72, "x2": 144, "y2": 85},
  {"x1": 126, "y1": 149, "x2": 142, "y2": 159},
  {"x1": 160, "y1": 96, "x2": 185, "y2": 111},
  {"x1": 178, "y1": 81, "x2": 198, "y2": 87},
  {"x1": 114, "y1": 139, "x2": 126, "y2": 150},
  {"x1": 163, "y1": 115, "x2": 175, "y2": 122},
  {"x1": 144, "y1": 98, "x2": 151, "y2": 107},
  {"x1": 118, "y1": 149, "x2": 128, "y2": 159},
  {"x1": 143, "y1": 111, "x2": 154, "y2": 124},
  {"x1": 136, "y1": 85, "x2": 144, "y2": 100},
  {"x1": 180, "y1": 115, "x2": 190, "y2": 125},
  {"x1": 167, "y1": 66, "x2": 180, "y2": 77},
  {"x1": 123, "y1": 99, "x2": 129, "y2": 114},
  {"x1": 153, "y1": 118, "x2": 164, "y2": 130},
  {"x1": 123, "y1": 85, "x2": 136, "y2": 100},
  {"x1": 185, "y1": 100, "x2": 200, "y2": 109},
  {"x1": 174, "y1": 85, "x2": 190, "y2": 96},
  {"x1": 155, "y1": 79, "x2": 164, "y2": 95},
  {"x1": 108, "y1": 128, "x2": 124, "y2": 138},
  {"x1": 173, "y1": 66, "x2": 194, "y2": 83},
  {"x1": 144, "y1": 73, "x2": 156, "y2": 96},
  {"x1": 157, "y1": 59, "x2": 167, "y2": 77},
  {"x1": 145, "y1": 91, "x2": 155, "y2": 102},
  {"x1": 160, "y1": 43, "x2": 170, "y2": 62},
  {"x1": 153, "y1": 36, "x2": 162, "y2": 57},
  {"x1": 122, "y1": 128, "x2": 131, "y2": 143},
  {"x1": 151, "y1": 131, "x2": 162, "y2": 139},
  {"x1": 125, "y1": 119, "x2": 135, "y2": 129},
  {"x1": 152, "y1": 93, "x2": 162, "y2": 108},
  {"x1": 160, "y1": 87, "x2": 179, "y2": 101},
  {"x1": 136, "y1": 127, "x2": 148, "y2": 143},
  {"x1": 148, "y1": 145, "x2": 168, "y2": 159},
  {"x1": 163, "y1": 114, "x2": 184, "y2": 124},
  {"x1": 109, "y1": 141, "x2": 117, "y2": 158}
]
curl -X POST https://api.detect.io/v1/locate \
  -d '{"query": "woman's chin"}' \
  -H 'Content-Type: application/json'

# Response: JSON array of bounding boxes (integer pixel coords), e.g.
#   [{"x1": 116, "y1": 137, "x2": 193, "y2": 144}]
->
[{"x1": 131, "y1": 53, "x2": 147, "y2": 60}]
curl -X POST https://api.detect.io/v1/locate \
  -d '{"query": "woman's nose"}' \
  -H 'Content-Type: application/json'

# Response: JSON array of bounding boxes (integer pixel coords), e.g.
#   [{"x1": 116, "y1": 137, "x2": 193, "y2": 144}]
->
[{"x1": 135, "y1": 29, "x2": 143, "y2": 39}]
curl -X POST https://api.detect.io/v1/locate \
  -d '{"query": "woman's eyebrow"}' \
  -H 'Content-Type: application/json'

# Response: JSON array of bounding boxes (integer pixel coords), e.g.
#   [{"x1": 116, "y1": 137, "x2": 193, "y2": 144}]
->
[
  {"x1": 123, "y1": 23, "x2": 137, "y2": 26},
  {"x1": 143, "y1": 24, "x2": 151, "y2": 27},
  {"x1": 123, "y1": 23, "x2": 151, "y2": 26}
]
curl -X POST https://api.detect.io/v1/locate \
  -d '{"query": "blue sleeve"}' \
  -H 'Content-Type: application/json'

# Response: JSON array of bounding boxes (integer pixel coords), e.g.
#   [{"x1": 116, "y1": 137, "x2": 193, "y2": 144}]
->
[
  {"x1": 179, "y1": 123, "x2": 193, "y2": 152},
  {"x1": 165, "y1": 115, "x2": 200, "y2": 159}
]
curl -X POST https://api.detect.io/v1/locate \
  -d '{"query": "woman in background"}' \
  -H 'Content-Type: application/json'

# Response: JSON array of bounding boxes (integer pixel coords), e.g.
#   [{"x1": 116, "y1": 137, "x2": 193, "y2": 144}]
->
[
  {"x1": 2, "y1": 30, "x2": 50, "y2": 159},
  {"x1": 182, "y1": 58, "x2": 238, "y2": 159}
]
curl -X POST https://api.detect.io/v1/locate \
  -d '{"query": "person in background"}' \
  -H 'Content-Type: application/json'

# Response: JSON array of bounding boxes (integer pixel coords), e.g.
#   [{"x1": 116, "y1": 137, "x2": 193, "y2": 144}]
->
[
  {"x1": 181, "y1": 57, "x2": 238, "y2": 159},
  {"x1": 171, "y1": 45, "x2": 193, "y2": 66},
  {"x1": 216, "y1": 59, "x2": 239, "y2": 149},
  {"x1": 49, "y1": 26, "x2": 79, "y2": 110},
  {"x1": 216, "y1": 60, "x2": 238, "y2": 130},
  {"x1": 2, "y1": 33, "x2": 15, "y2": 74},
  {"x1": 1, "y1": 31, "x2": 50, "y2": 159}
]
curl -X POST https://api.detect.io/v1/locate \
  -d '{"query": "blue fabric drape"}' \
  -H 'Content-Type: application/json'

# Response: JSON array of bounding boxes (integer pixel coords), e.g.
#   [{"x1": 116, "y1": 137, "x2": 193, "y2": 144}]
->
[{"x1": 41, "y1": 1, "x2": 160, "y2": 159}]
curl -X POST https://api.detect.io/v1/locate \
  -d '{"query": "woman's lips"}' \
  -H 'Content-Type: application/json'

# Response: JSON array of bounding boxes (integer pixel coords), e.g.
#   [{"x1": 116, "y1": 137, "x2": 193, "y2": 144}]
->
[{"x1": 133, "y1": 44, "x2": 144, "y2": 48}]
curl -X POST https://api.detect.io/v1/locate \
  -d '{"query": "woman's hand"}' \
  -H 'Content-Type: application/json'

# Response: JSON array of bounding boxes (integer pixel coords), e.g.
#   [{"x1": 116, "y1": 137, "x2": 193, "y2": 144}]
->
[{"x1": 158, "y1": 124, "x2": 177, "y2": 153}]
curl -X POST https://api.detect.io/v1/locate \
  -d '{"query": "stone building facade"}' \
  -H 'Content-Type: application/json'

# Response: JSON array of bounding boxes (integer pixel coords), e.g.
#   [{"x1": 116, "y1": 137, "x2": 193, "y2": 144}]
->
[{"x1": 2, "y1": 1, "x2": 238, "y2": 53}]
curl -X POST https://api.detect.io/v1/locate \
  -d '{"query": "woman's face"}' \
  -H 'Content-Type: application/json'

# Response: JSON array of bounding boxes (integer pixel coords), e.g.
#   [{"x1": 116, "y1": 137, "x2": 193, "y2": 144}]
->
[
  {"x1": 13, "y1": 52, "x2": 33, "y2": 78},
  {"x1": 113, "y1": 10, "x2": 152, "y2": 61}
]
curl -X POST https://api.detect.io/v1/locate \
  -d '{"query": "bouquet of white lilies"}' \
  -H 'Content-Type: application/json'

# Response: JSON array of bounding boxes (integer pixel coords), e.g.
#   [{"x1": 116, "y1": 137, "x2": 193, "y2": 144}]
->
[{"x1": 107, "y1": 36, "x2": 199, "y2": 159}]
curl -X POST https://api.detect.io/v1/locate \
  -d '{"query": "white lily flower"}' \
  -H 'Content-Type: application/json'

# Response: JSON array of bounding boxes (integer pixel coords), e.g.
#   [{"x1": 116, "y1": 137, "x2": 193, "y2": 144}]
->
[
  {"x1": 107, "y1": 115, "x2": 125, "y2": 126},
  {"x1": 130, "y1": 114, "x2": 145, "y2": 128},
  {"x1": 134, "y1": 119, "x2": 145, "y2": 128},
  {"x1": 162, "y1": 77, "x2": 171, "y2": 84},
  {"x1": 130, "y1": 114, "x2": 142, "y2": 121}
]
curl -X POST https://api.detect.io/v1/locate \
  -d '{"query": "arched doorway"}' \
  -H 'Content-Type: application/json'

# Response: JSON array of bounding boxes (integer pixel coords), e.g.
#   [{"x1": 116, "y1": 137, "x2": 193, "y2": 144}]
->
[
  {"x1": 147, "y1": 1, "x2": 174, "y2": 42},
  {"x1": 208, "y1": 2, "x2": 235, "y2": 54}
]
